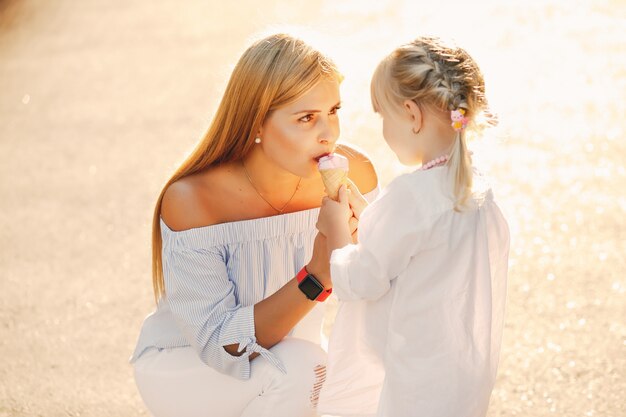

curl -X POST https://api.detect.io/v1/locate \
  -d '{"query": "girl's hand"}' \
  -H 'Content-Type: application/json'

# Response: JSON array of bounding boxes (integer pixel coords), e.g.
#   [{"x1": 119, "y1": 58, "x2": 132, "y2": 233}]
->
[
  {"x1": 349, "y1": 216, "x2": 359, "y2": 243},
  {"x1": 316, "y1": 185, "x2": 352, "y2": 238},
  {"x1": 346, "y1": 178, "x2": 369, "y2": 220}
]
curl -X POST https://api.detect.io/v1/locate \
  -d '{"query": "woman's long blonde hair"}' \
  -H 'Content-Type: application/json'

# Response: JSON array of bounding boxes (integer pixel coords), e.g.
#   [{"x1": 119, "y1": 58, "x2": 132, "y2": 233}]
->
[
  {"x1": 151, "y1": 33, "x2": 341, "y2": 303},
  {"x1": 371, "y1": 36, "x2": 495, "y2": 210}
]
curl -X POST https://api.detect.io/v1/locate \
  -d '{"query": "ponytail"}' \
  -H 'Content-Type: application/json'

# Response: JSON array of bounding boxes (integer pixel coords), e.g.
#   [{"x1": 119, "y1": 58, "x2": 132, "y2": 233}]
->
[{"x1": 447, "y1": 129, "x2": 473, "y2": 211}]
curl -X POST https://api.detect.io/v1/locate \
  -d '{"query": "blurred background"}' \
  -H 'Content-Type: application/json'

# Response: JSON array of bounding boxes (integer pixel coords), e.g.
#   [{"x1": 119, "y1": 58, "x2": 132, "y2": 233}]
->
[{"x1": 0, "y1": 0, "x2": 624, "y2": 416}]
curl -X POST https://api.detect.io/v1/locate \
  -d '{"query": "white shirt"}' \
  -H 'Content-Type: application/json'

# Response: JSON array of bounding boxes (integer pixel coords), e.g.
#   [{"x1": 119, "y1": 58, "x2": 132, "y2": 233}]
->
[{"x1": 317, "y1": 166, "x2": 510, "y2": 417}]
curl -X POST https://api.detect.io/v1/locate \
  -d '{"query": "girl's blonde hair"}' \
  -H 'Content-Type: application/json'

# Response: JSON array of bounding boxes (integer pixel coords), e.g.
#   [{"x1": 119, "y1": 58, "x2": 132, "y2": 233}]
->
[
  {"x1": 151, "y1": 33, "x2": 341, "y2": 303},
  {"x1": 371, "y1": 36, "x2": 495, "y2": 210}
]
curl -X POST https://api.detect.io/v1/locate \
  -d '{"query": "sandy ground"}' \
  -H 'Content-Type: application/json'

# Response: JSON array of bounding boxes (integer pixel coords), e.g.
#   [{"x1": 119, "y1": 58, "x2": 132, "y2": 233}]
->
[{"x1": 0, "y1": 0, "x2": 624, "y2": 416}]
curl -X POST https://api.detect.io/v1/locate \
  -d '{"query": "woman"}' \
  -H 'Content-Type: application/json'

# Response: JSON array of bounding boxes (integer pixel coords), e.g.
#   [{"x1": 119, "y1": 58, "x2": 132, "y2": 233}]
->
[{"x1": 130, "y1": 33, "x2": 378, "y2": 417}]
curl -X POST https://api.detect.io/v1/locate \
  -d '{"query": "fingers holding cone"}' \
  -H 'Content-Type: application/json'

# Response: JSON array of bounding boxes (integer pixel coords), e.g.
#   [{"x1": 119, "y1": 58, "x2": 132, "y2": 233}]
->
[{"x1": 337, "y1": 184, "x2": 349, "y2": 206}]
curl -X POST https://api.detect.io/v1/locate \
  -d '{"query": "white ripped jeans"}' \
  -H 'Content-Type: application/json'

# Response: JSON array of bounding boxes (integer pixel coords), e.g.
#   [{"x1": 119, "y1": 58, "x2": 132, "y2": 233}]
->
[{"x1": 133, "y1": 337, "x2": 328, "y2": 417}]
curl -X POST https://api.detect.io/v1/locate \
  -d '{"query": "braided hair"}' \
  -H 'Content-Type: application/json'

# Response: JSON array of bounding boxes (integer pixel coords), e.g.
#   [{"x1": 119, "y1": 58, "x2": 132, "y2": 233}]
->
[{"x1": 371, "y1": 36, "x2": 495, "y2": 210}]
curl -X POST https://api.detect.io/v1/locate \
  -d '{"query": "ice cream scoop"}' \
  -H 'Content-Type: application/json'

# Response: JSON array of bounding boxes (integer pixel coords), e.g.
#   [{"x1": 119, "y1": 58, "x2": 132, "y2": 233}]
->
[{"x1": 318, "y1": 153, "x2": 349, "y2": 201}]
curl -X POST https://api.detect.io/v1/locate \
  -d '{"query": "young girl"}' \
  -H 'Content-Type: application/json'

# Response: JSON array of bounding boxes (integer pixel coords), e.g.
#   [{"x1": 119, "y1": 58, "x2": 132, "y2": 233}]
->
[{"x1": 315, "y1": 37, "x2": 510, "y2": 417}]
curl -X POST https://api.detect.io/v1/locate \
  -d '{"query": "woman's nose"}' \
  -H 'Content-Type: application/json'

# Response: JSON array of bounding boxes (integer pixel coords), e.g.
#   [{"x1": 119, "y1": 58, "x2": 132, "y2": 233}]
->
[
  {"x1": 318, "y1": 120, "x2": 339, "y2": 145},
  {"x1": 318, "y1": 135, "x2": 339, "y2": 147}
]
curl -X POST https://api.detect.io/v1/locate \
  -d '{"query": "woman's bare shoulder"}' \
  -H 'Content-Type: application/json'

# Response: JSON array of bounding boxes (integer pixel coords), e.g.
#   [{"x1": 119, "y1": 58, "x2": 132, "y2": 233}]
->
[
  {"x1": 160, "y1": 166, "x2": 231, "y2": 231},
  {"x1": 336, "y1": 143, "x2": 378, "y2": 194}
]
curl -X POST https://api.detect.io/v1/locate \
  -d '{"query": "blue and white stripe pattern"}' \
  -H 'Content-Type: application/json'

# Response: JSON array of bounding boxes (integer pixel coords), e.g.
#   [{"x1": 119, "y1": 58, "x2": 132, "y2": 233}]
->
[{"x1": 130, "y1": 188, "x2": 379, "y2": 380}]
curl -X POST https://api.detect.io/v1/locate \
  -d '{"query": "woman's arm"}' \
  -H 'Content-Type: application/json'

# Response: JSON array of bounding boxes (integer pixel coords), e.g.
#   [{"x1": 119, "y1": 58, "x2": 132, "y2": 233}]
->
[{"x1": 238, "y1": 233, "x2": 331, "y2": 356}]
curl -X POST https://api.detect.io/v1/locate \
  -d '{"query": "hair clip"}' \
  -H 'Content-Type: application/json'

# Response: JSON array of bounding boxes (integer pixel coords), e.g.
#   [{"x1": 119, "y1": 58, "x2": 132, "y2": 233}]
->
[{"x1": 450, "y1": 109, "x2": 468, "y2": 132}]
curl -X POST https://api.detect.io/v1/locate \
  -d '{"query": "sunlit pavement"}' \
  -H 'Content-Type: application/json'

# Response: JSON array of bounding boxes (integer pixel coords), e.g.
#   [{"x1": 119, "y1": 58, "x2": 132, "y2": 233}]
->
[{"x1": 0, "y1": 1, "x2": 624, "y2": 416}]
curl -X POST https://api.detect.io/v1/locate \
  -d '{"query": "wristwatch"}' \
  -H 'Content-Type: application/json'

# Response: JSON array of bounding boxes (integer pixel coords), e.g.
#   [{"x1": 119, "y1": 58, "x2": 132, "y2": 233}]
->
[{"x1": 296, "y1": 267, "x2": 332, "y2": 302}]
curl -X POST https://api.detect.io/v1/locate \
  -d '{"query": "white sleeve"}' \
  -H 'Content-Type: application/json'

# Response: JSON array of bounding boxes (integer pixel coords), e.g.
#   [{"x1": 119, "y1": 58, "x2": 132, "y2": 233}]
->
[
  {"x1": 330, "y1": 177, "x2": 425, "y2": 301},
  {"x1": 163, "y1": 243, "x2": 284, "y2": 380}
]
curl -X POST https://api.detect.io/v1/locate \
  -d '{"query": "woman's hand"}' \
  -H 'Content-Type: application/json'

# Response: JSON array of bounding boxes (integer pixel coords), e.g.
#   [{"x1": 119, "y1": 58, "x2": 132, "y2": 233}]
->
[
  {"x1": 317, "y1": 185, "x2": 352, "y2": 237},
  {"x1": 316, "y1": 185, "x2": 354, "y2": 254},
  {"x1": 346, "y1": 178, "x2": 369, "y2": 220}
]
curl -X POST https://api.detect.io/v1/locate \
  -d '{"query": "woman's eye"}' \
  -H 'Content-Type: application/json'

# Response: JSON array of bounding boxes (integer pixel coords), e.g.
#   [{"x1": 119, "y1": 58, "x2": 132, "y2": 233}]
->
[
  {"x1": 330, "y1": 105, "x2": 341, "y2": 115},
  {"x1": 299, "y1": 114, "x2": 314, "y2": 123}
]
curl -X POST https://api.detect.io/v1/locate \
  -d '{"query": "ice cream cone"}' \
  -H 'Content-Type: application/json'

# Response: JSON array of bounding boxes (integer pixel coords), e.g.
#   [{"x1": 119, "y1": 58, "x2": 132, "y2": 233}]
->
[
  {"x1": 318, "y1": 154, "x2": 349, "y2": 201},
  {"x1": 321, "y1": 169, "x2": 348, "y2": 201}
]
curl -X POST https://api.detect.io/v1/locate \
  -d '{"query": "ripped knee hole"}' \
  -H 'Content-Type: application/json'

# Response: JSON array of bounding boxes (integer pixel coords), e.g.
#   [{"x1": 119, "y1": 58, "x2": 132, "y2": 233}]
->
[{"x1": 310, "y1": 364, "x2": 327, "y2": 408}]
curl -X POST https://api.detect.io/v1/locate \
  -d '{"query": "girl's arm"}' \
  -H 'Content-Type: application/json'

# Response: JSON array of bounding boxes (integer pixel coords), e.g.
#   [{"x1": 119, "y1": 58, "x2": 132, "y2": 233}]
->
[{"x1": 323, "y1": 177, "x2": 426, "y2": 302}]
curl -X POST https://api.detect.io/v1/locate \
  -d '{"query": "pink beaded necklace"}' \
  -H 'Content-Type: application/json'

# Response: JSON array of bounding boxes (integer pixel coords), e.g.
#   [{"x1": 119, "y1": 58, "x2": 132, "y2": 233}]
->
[{"x1": 419, "y1": 154, "x2": 449, "y2": 171}]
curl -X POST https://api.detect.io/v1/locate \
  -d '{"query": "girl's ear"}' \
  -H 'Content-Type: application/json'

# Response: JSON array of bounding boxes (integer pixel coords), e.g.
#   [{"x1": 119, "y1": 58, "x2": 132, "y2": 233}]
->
[{"x1": 403, "y1": 99, "x2": 423, "y2": 132}]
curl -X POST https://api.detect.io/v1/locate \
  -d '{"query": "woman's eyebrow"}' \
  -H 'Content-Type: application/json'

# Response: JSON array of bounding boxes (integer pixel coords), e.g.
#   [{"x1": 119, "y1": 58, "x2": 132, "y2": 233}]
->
[{"x1": 291, "y1": 102, "x2": 341, "y2": 115}]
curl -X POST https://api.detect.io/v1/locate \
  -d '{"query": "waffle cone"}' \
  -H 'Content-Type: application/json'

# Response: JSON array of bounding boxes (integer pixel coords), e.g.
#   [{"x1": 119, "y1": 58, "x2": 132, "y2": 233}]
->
[{"x1": 320, "y1": 168, "x2": 348, "y2": 201}]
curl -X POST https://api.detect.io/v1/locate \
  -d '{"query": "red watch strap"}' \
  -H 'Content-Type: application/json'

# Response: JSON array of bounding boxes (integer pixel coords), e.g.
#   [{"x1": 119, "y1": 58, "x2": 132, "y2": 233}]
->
[
  {"x1": 296, "y1": 267, "x2": 332, "y2": 302},
  {"x1": 316, "y1": 286, "x2": 333, "y2": 302},
  {"x1": 295, "y1": 266, "x2": 309, "y2": 283}
]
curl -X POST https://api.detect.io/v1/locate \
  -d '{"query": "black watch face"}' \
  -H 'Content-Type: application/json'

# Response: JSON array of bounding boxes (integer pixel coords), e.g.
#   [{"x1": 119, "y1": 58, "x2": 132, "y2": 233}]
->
[{"x1": 299, "y1": 276, "x2": 324, "y2": 300}]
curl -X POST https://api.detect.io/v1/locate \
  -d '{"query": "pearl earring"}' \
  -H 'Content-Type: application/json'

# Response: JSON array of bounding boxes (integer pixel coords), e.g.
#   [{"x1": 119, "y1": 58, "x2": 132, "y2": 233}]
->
[{"x1": 254, "y1": 137, "x2": 261, "y2": 144}]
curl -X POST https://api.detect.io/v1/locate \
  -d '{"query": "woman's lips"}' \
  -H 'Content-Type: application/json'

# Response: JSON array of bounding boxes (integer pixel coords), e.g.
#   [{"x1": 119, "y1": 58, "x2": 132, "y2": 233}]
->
[{"x1": 314, "y1": 152, "x2": 331, "y2": 162}]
